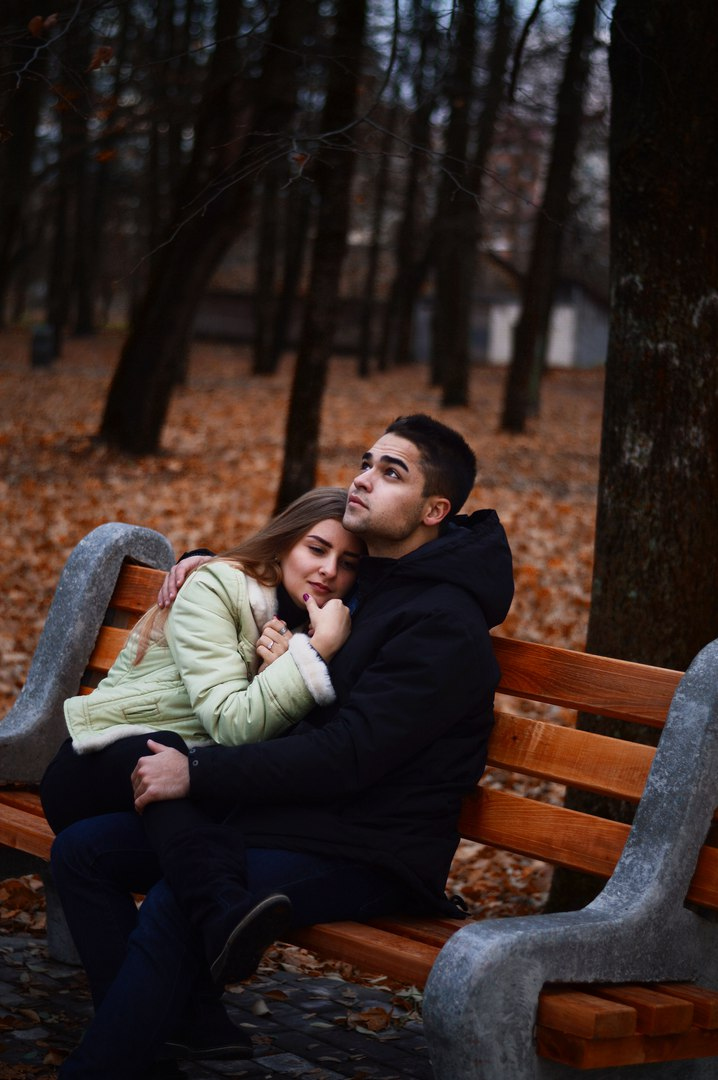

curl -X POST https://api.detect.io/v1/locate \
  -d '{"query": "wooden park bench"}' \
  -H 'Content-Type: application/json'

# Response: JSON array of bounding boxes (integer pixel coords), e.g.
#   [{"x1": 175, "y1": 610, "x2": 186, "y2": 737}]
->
[{"x1": 2, "y1": 522, "x2": 718, "y2": 1079}]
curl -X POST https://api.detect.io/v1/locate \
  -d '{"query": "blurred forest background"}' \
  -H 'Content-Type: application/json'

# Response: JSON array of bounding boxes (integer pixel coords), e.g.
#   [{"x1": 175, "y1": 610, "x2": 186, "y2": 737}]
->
[
  {"x1": 1, "y1": 0, "x2": 610, "y2": 472},
  {"x1": 2, "y1": 0, "x2": 718, "y2": 905}
]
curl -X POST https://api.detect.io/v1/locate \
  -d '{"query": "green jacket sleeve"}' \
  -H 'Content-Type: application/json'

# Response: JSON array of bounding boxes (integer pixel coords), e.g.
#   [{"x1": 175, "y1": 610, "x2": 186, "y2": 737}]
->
[{"x1": 164, "y1": 562, "x2": 334, "y2": 746}]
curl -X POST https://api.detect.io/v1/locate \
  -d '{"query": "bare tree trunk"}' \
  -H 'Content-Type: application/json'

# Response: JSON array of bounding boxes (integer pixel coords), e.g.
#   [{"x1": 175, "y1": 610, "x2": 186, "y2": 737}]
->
[
  {"x1": 88, "y1": 3, "x2": 133, "y2": 330},
  {"x1": 547, "y1": 0, "x2": 718, "y2": 913},
  {"x1": 438, "y1": 0, "x2": 514, "y2": 406},
  {"x1": 275, "y1": 0, "x2": 368, "y2": 510},
  {"x1": 269, "y1": 178, "x2": 314, "y2": 368},
  {"x1": 430, "y1": 0, "x2": 478, "y2": 398},
  {"x1": 72, "y1": 120, "x2": 96, "y2": 336},
  {"x1": 45, "y1": 14, "x2": 93, "y2": 354},
  {"x1": 253, "y1": 173, "x2": 280, "y2": 374},
  {"x1": 0, "y1": 6, "x2": 45, "y2": 327},
  {"x1": 500, "y1": 0, "x2": 596, "y2": 433},
  {"x1": 99, "y1": 0, "x2": 308, "y2": 454},
  {"x1": 378, "y1": 3, "x2": 438, "y2": 371},
  {"x1": 357, "y1": 112, "x2": 395, "y2": 378}
]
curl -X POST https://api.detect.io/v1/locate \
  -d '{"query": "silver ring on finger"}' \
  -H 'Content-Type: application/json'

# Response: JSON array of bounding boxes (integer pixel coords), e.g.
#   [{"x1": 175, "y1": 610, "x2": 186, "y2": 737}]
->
[
  {"x1": 267, "y1": 639, "x2": 274, "y2": 651},
  {"x1": 278, "y1": 626, "x2": 287, "y2": 636}
]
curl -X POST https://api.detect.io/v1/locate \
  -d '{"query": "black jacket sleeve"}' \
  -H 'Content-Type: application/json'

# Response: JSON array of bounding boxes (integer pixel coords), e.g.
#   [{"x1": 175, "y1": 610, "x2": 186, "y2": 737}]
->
[
  {"x1": 178, "y1": 548, "x2": 215, "y2": 561},
  {"x1": 188, "y1": 604, "x2": 497, "y2": 807}
]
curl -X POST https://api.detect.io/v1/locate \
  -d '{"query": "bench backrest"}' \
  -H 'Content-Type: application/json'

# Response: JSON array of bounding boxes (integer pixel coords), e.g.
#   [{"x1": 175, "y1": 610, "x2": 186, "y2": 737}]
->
[{"x1": 81, "y1": 560, "x2": 718, "y2": 912}]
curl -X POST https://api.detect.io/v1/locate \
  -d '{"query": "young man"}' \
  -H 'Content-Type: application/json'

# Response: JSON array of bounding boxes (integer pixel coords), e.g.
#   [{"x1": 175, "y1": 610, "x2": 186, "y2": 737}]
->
[{"x1": 52, "y1": 414, "x2": 514, "y2": 1079}]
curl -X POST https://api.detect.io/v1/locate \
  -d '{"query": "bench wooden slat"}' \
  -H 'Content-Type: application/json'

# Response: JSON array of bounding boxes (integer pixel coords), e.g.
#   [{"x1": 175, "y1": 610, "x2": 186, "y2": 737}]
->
[
  {"x1": 537, "y1": 987, "x2": 637, "y2": 1039},
  {"x1": 493, "y1": 637, "x2": 681, "y2": 728},
  {"x1": 590, "y1": 984, "x2": 694, "y2": 1036},
  {"x1": 0, "y1": 789, "x2": 45, "y2": 817},
  {"x1": 536, "y1": 1023, "x2": 718, "y2": 1069},
  {"x1": 370, "y1": 915, "x2": 460, "y2": 950},
  {"x1": 659, "y1": 984, "x2": 718, "y2": 1028},
  {"x1": 488, "y1": 711, "x2": 655, "y2": 802},
  {"x1": 460, "y1": 788, "x2": 718, "y2": 910},
  {"x1": 85, "y1": 625, "x2": 133, "y2": 674},
  {"x1": 536, "y1": 983, "x2": 718, "y2": 1051},
  {"x1": 0, "y1": 801, "x2": 54, "y2": 860},
  {"x1": 685, "y1": 843, "x2": 718, "y2": 910},
  {"x1": 459, "y1": 787, "x2": 630, "y2": 878},
  {"x1": 288, "y1": 921, "x2": 439, "y2": 987},
  {"x1": 108, "y1": 564, "x2": 166, "y2": 615}
]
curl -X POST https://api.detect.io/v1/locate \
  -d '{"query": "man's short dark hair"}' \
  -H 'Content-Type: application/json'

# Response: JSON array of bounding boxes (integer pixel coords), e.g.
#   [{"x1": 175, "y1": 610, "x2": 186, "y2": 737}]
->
[{"x1": 384, "y1": 414, "x2": 476, "y2": 516}]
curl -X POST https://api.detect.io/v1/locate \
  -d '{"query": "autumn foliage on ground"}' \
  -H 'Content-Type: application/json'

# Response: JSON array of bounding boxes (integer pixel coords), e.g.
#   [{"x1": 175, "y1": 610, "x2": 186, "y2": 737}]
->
[{"x1": 0, "y1": 328, "x2": 603, "y2": 924}]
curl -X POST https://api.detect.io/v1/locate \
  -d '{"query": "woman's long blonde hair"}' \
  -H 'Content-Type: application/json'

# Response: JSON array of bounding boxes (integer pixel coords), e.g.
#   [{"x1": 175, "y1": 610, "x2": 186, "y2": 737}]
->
[{"x1": 133, "y1": 487, "x2": 354, "y2": 662}]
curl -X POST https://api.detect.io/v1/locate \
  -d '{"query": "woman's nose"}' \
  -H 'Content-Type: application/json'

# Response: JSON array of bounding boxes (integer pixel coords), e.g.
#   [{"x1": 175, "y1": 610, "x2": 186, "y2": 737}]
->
[{"x1": 320, "y1": 557, "x2": 338, "y2": 579}]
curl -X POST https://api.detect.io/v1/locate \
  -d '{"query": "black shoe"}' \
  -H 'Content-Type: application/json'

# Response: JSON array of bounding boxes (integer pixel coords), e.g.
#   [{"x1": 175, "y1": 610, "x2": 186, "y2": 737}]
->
[
  {"x1": 209, "y1": 892, "x2": 292, "y2": 984},
  {"x1": 160, "y1": 1026, "x2": 253, "y2": 1062}
]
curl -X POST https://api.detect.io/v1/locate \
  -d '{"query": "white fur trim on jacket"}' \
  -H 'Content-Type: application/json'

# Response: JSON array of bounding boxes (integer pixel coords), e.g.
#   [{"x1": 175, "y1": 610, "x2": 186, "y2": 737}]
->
[
  {"x1": 245, "y1": 575, "x2": 278, "y2": 632},
  {"x1": 71, "y1": 724, "x2": 215, "y2": 755},
  {"x1": 287, "y1": 634, "x2": 336, "y2": 707}
]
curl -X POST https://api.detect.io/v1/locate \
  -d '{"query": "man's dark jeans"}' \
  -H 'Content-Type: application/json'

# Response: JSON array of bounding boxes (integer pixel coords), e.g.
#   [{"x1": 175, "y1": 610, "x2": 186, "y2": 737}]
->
[{"x1": 52, "y1": 810, "x2": 407, "y2": 1079}]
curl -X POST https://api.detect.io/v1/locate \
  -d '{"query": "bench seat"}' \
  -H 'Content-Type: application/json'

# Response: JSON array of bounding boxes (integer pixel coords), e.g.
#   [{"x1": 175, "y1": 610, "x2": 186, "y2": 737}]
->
[
  {"x1": 2, "y1": 524, "x2": 718, "y2": 1078},
  {"x1": 3, "y1": 784, "x2": 718, "y2": 1071}
]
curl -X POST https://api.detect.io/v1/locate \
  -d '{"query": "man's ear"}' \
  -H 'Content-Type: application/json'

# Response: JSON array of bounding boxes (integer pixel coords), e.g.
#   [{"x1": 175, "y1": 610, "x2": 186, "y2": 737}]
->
[{"x1": 422, "y1": 497, "x2": 452, "y2": 528}]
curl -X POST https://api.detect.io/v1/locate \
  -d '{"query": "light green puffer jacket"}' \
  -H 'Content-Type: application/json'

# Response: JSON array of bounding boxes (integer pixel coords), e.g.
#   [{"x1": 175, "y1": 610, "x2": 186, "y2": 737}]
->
[{"x1": 64, "y1": 560, "x2": 335, "y2": 753}]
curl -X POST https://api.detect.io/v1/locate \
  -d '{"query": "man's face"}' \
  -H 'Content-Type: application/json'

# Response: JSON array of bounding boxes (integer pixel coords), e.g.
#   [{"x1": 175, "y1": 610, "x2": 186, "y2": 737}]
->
[{"x1": 343, "y1": 433, "x2": 438, "y2": 558}]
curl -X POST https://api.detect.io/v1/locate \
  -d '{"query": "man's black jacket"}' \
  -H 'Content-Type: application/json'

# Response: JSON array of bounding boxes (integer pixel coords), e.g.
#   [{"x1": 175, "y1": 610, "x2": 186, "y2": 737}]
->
[{"x1": 188, "y1": 509, "x2": 514, "y2": 914}]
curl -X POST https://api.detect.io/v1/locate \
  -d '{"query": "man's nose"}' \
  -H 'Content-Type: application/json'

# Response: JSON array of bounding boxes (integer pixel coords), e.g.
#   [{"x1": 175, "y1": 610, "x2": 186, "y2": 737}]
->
[{"x1": 353, "y1": 469, "x2": 371, "y2": 490}]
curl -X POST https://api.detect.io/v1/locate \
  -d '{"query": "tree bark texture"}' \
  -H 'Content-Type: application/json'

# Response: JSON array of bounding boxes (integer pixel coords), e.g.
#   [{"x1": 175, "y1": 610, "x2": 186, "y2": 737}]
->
[
  {"x1": 430, "y1": 0, "x2": 478, "y2": 398},
  {"x1": 0, "y1": 6, "x2": 46, "y2": 327},
  {"x1": 591, "y1": 0, "x2": 718, "y2": 671},
  {"x1": 358, "y1": 114, "x2": 394, "y2": 378},
  {"x1": 501, "y1": 0, "x2": 596, "y2": 432},
  {"x1": 547, "y1": 0, "x2": 718, "y2": 913},
  {"x1": 438, "y1": 0, "x2": 514, "y2": 406},
  {"x1": 253, "y1": 172, "x2": 281, "y2": 375},
  {"x1": 275, "y1": 0, "x2": 368, "y2": 510},
  {"x1": 99, "y1": 0, "x2": 312, "y2": 454},
  {"x1": 379, "y1": 3, "x2": 438, "y2": 370},
  {"x1": 45, "y1": 10, "x2": 94, "y2": 351},
  {"x1": 269, "y1": 179, "x2": 314, "y2": 369}
]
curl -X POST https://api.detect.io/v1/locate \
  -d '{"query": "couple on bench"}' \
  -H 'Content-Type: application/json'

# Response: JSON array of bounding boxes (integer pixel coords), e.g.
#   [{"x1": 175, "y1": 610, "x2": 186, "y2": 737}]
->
[{"x1": 39, "y1": 413, "x2": 514, "y2": 1079}]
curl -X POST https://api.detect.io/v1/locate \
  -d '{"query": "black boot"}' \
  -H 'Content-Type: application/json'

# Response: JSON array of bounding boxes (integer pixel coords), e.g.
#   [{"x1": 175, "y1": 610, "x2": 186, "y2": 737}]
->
[
  {"x1": 151, "y1": 823, "x2": 291, "y2": 984},
  {"x1": 158, "y1": 994, "x2": 254, "y2": 1061},
  {"x1": 208, "y1": 891, "x2": 292, "y2": 984}
]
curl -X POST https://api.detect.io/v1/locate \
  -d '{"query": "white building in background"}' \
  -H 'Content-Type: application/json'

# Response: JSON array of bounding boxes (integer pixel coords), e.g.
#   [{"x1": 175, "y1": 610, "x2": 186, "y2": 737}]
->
[{"x1": 487, "y1": 282, "x2": 609, "y2": 369}]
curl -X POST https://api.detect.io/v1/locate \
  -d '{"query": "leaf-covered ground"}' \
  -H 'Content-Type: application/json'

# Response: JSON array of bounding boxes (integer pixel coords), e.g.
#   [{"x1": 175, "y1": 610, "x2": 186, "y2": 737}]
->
[{"x1": 0, "y1": 328, "x2": 604, "y2": 919}]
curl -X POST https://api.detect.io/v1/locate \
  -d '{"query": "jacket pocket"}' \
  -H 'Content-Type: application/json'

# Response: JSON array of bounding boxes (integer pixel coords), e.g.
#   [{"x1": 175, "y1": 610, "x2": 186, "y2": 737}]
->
[{"x1": 121, "y1": 702, "x2": 162, "y2": 721}]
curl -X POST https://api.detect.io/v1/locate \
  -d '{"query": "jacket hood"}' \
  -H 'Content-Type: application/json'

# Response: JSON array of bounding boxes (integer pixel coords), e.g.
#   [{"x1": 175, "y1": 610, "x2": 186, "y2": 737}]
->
[{"x1": 359, "y1": 509, "x2": 514, "y2": 629}]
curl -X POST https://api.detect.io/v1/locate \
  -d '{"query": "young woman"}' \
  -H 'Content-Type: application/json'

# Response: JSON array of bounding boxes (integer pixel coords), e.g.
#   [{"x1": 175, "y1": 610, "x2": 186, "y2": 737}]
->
[{"x1": 40, "y1": 486, "x2": 364, "y2": 989}]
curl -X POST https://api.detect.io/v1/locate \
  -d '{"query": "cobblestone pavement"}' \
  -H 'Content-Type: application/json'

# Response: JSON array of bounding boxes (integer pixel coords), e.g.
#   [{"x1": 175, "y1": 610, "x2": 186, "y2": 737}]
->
[{"x1": 0, "y1": 932, "x2": 434, "y2": 1079}]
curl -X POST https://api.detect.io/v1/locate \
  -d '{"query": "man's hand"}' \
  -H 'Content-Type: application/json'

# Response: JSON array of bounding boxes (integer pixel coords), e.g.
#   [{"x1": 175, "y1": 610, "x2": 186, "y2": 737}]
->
[
  {"x1": 157, "y1": 555, "x2": 212, "y2": 608},
  {"x1": 131, "y1": 740, "x2": 190, "y2": 812}
]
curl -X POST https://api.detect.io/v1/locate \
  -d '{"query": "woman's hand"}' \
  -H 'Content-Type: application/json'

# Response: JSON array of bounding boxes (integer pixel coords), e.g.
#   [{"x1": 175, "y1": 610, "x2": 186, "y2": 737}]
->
[
  {"x1": 157, "y1": 555, "x2": 212, "y2": 608},
  {"x1": 256, "y1": 618, "x2": 293, "y2": 669},
  {"x1": 305, "y1": 595, "x2": 351, "y2": 661}
]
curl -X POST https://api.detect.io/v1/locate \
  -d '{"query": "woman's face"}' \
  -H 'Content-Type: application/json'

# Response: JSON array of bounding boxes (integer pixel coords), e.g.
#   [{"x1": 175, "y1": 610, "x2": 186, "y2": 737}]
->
[{"x1": 280, "y1": 518, "x2": 363, "y2": 608}]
